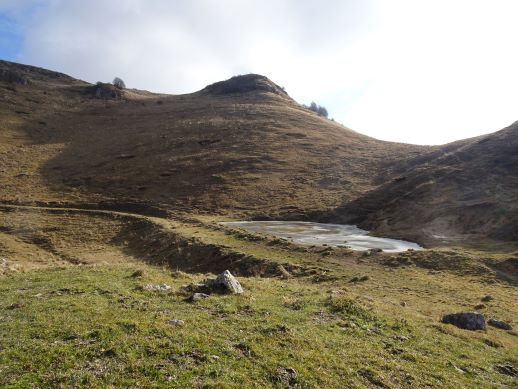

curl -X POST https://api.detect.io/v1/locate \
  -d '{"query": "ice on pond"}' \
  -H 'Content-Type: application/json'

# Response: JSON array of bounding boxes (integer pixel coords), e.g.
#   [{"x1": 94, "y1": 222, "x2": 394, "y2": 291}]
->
[{"x1": 220, "y1": 221, "x2": 422, "y2": 253}]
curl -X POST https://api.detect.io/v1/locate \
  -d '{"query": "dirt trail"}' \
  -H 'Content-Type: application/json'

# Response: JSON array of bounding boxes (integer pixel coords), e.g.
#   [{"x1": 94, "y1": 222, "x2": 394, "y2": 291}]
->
[{"x1": 0, "y1": 202, "x2": 170, "y2": 223}]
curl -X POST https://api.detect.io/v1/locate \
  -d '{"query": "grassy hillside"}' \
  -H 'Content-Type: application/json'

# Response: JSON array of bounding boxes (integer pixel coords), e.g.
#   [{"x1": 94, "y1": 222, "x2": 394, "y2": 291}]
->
[
  {"x1": 0, "y1": 205, "x2": 516, "y2": 388},
  {"x1": 0, "y1": 60, "x2": 427, "y2": 218}
]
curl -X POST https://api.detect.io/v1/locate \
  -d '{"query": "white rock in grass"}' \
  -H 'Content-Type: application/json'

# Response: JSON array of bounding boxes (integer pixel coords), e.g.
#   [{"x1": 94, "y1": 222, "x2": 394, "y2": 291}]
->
[
  {"x1": 143, "y1": 284, "x2": 171, "y2": 291},
  {"x1": 208, "y1": 270, "x2": 244, "y2": 294}
]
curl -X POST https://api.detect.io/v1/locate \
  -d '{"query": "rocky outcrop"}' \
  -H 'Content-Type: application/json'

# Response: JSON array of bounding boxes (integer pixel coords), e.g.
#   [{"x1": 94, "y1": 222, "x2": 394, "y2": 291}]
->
[
  {"x1": 201, "y1": 74, "x2": 288, "y2": 97},
  {"x1": 85, "y1": 82, "x2": 122, "y2": 99},
  {"x1": 0, "y1": 69, "x2": 28, "y2": 85}
]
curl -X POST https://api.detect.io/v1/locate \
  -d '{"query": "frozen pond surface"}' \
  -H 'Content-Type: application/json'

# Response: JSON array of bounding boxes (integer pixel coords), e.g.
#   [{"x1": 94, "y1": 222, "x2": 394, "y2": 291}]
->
[{"x1": 220, "y1": 221, "x2": 422, "y2": 253}]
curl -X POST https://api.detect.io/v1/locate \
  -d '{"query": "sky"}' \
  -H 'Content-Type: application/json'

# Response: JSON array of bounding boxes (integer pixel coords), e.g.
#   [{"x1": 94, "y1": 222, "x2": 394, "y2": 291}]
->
[{"x1": 0, "y1": 0, "x2": 517, "y2": 145}]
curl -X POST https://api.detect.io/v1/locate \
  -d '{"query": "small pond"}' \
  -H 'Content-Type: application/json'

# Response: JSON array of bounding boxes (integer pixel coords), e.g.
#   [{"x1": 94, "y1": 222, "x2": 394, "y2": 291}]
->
[{"x1": 220, "y1": 221, "x2": 422, "y2": 253}]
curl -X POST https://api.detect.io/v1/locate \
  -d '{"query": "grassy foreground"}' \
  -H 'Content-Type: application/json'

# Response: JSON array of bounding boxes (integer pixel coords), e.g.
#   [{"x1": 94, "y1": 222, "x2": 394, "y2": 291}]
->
[{"x1": 1, "y1": 261, "x2": 516, "y2": 388}]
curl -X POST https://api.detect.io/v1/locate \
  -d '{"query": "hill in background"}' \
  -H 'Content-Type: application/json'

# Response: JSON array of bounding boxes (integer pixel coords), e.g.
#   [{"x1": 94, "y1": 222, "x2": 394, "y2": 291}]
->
[{"x1": 1, "y1": 59, "x2": 517, "y2": 246}]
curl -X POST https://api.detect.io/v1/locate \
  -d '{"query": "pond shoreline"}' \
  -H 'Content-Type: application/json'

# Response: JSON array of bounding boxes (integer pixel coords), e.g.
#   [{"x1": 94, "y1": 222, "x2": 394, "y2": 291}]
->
[{"x1": 220, "y1": 221, "x2": 423, "y2": 253}]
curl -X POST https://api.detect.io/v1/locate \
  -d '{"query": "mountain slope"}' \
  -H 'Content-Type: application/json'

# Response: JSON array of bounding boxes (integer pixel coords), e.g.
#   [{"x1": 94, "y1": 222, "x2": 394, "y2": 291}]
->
[
  {"x1": 0, "y1": 60, "x2": 427, "y2": 217},
  {"x1": 1, "y1": 60, "x2": 516, "y2": 245},
  {"x1": 327, "y1": 122, "x2": 518, "y2": 245}
]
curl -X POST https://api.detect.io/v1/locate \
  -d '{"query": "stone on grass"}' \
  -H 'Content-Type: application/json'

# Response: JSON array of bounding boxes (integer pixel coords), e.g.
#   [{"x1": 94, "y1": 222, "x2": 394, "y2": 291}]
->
[
  {"x1": 143, "y1": 284, "x2": 171, "y2": 291},
  {"x1": 362, "y1": 248, "x2": 383, "y2": 257},
  {"x1": 441, "y1": 312, "x2": 486, "y2": 330},
  {"x1": 350, "y1": 275, "x2": 370, "y2": 283},
  {"x1": 190, "y1": 293, "x2": 210, "y2": 302},
  {"x1": 488, "y1": 318, "x2": 512, "y2": 330},
  {"x1": 481, "y1": 295, "x2": 493, "y2": 302},
  {"x1": 277, "y1": 264, "x2": 292, "y2": 279},
  {"x1": 207, "y1": 270, "x2": 244, "y2": 294},
  {"x1": 274, "y1": 367, "x2": 298, "y2": 386},
  {"x1": 167, "y1": 319, "x2": 185, "y2": 327},
  {"x1": 495, "y1": 364, "x2": 518, "y2": 377}
]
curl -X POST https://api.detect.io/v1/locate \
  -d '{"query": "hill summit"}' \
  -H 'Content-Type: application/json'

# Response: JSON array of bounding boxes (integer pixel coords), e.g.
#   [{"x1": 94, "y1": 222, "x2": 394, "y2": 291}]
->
[{"x1": 201, "y1": 74, "x2": 288, "y2": 96}]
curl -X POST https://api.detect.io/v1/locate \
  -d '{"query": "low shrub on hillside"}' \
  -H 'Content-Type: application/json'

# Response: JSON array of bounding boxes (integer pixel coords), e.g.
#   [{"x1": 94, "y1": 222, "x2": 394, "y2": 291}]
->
[
  {"x1": 113, "y1": 77, "x2": 126, "y2": 89},
  {"x1": 305, "y1": 101, "x2": 329, "y2": 117}
]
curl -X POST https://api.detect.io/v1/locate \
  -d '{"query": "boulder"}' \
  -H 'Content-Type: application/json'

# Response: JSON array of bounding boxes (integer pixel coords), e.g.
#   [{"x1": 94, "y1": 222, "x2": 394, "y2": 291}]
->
[
  {"x1": 488, "y1": 318, "x2": 512, "y2": 330},
  {"x1": 207, "y1": 270, "x2": 244, "y2": 294},
  {"x1": 442, "y1": 312, "x2": 486, "y2": 330}
]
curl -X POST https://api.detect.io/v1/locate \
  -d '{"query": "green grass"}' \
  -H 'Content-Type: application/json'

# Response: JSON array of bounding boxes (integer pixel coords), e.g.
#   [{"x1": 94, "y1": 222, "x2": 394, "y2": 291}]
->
[{"x1": 1, "y1": 262, "x2": 516, "y2": 388}]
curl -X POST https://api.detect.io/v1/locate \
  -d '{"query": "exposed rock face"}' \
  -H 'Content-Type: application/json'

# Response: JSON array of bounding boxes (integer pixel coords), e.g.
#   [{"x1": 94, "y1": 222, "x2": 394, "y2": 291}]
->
[
  {"x1": 442, "y1": 312, "x2": 486, "y2": 330},
  {"x1": 488, "y1": 318, "x2": 513, "y2": 330},
  {"x1": 207, "y1": 270, "x2": 244, "y2": 294},
  {"x1": 0, "y1": 69, "x2": 28, "y2": 85},
  {"x1": 201, "y1": 74, "x2": 288, "y2": 97}
]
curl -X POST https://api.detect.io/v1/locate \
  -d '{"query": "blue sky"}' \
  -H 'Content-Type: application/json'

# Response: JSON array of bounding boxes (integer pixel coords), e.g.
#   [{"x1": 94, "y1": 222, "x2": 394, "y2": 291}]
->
[
  {"x1": 0, "y1": 14, "x2": 22, "y2": 60},
  {"x1": 1, "y1": 0, "x2": 517, "y2": 145}
]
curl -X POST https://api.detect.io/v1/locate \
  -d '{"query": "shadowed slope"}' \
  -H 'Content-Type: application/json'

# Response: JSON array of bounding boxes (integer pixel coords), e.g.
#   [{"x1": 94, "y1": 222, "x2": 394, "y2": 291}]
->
[{"x1": 328, "y1": 122, "x2": 518, "y2": 245}]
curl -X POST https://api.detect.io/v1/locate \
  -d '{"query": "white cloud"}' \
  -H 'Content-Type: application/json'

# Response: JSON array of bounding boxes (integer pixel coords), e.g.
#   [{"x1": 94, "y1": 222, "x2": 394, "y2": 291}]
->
[{"x1": 4, "y1": 0, "x2": 518, "y2": 144}]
